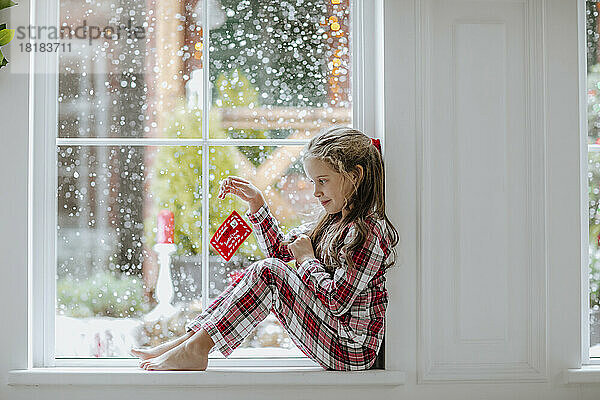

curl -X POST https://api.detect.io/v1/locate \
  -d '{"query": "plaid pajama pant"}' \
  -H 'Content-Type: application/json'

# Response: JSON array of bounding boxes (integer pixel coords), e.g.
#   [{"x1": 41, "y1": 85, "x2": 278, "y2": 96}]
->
[{"x1": 184, "y1": 257, "x2": 379, "y2": 371}]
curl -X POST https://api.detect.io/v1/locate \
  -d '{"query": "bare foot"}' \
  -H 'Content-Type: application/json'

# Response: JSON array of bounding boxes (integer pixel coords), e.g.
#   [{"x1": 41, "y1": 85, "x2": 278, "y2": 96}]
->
[
  {"x1": 139, "y1": 338, "x2": 209, "y2": 371},
  {"x1": 130, "y1": 330, "x2": 194, "y2": 360}
]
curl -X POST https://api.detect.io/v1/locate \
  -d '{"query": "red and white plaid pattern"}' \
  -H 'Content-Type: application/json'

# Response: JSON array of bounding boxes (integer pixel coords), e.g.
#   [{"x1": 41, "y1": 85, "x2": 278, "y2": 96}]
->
[{"x1": 185, "y1": 204, "x2": 391, "y2": 370}]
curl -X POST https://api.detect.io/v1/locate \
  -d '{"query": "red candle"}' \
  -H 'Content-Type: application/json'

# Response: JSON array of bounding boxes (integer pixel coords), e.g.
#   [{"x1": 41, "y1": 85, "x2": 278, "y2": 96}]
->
[{"x1": 157, "y1": 210, "x2": 174, "y2": 244}]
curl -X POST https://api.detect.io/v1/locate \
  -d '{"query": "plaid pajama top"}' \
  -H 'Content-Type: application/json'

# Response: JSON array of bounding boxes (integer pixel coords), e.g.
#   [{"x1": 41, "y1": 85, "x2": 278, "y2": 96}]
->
[{"x1": 245, "y1": 203, "x2": 392, "y2": 352}]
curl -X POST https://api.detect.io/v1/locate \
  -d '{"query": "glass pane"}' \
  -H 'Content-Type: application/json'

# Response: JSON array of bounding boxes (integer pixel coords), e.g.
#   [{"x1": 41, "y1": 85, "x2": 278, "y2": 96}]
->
[
  {"x1": 58, "y1": 0, "x2": 204, "y2": 138},
  {"x1": 56, "y1": 145, "x2": 205, "y2": 357},
  {"x1": 587, "y1": 0, "x2": 600, "y2": 359},
  {"x1": 207, "y1": 145, "x2": 321, "y2": 355},
  {"x1": 589, "y1": 153, "x2": 600, "y2": 358},
  {"x1": 54, "y1": 0, "x2": 355, "y2": 361},
  {"x1": 208, "y1": 0, "x2": 352, "y2": 140}
]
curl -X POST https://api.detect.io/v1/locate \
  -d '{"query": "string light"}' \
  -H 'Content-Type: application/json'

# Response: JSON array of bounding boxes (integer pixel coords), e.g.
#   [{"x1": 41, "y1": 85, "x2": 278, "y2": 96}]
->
[{"x1": 328, "y1": 1, "x2": 348, "y2": 105}]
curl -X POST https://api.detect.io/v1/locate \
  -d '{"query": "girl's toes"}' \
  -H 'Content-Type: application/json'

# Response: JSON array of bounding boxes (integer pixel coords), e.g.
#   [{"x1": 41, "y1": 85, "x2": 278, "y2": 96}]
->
[{"x1": 142, "y1": 358, "x2": 157, "y2": 370}]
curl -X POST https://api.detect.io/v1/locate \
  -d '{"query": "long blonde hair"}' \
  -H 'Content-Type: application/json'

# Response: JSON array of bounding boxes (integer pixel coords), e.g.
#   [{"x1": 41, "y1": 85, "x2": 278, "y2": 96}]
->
[{"x1": 303, "y1": 126, "x2": 399, "y2": 272}]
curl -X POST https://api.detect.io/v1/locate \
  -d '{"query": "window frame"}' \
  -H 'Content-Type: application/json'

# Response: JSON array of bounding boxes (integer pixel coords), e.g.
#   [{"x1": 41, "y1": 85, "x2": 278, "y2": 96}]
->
[{"x1": 29, "y1": 0, "x2": 386, "y2": 368}]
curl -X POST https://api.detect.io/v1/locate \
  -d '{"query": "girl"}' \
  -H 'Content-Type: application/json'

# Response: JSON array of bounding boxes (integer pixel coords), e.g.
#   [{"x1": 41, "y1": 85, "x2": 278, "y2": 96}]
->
[{"x1": 131, "y1": 126, "x2": 399, "y2": 371}]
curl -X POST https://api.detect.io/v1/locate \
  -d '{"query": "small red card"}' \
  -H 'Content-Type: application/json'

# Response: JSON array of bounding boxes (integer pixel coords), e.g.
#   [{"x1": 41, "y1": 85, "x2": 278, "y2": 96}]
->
[{"x1": 210, "y1": 210, "x2": 253, "y2": 261}]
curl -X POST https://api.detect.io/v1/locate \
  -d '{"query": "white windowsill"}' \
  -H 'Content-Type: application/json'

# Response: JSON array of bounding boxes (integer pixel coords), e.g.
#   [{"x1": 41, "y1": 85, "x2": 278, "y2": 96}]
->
[
  {"x1": 7, "y1": 367, "x2": 406, "y2": 387},
  {"x1": 563, "y1": 365, "x2": 600, "y2": 383}
]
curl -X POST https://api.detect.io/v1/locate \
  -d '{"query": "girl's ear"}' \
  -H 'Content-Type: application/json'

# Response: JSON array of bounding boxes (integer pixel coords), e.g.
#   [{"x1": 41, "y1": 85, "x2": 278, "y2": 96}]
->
[{"x1": 352, "y1": 165, "x2": 364, "y2": 184}]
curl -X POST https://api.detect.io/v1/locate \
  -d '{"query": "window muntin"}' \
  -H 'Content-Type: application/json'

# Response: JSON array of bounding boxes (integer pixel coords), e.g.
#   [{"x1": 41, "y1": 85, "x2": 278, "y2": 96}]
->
[{"x1": 54, "y1": 0, "x2": 354, "y2": 363}]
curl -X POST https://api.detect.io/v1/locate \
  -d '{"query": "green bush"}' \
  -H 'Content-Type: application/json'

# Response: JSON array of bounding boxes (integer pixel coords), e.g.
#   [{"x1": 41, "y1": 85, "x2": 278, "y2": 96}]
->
[{"x1": 57, "y1": 270, "x2": 150, "y2": 318}]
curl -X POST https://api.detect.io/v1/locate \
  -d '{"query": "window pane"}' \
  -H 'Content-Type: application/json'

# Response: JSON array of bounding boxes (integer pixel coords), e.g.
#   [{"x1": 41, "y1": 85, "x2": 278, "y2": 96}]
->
[
  {"x1": 589, "y1": 152, "x2": 600, "y2": 358},
  {"x1": 54, "y1": 0, "x2": 355, "y2": 361},
  {"x1": 56, "y1": 145, "x2": 205, "y2": 357},
  {"x1": 587, "y1": 0, "x2": 600, "y2": 359},
  {"x1": 208, "y1": 0, "x2": 352, "y2": 139},
  {"x1": 58, "y1": 0, "x2": 203, "y2": 138},
  {"x1": 207, "y1": 145, "x2": 321, "y2": 354}
]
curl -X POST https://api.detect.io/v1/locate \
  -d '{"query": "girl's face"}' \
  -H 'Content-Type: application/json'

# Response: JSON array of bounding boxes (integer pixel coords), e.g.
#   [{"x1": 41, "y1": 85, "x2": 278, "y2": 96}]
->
[{"x1": 303, "y1": 157, "x2": 362, "y2": 217}]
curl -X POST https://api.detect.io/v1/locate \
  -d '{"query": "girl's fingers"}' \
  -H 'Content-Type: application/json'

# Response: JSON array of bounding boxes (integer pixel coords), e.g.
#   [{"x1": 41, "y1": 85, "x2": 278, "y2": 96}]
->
[
  {"x1": 223, "y1": 179, "x2": 252, "y2": 193},
  {"x1": 232, "y1": 186, "x2": 251, "y2": 198},
  {"x1": 228, "y1": 176, "x2": 251, "y2": 184},
  {"x1": 231, "y1": 182, "x2": 252, "y2": 192},
  {"x1": 218, "y1": 176, "x2": 257, "y2": 201},
  {"x1": 218, "y1": 183, "x2": 230, "y2": 199},
  {"x1": 220, "y1": 177, "x2": 245, "y2": 189},
  {"x1": 219, "y1": 184, "x2": 247, "y2": 200}
]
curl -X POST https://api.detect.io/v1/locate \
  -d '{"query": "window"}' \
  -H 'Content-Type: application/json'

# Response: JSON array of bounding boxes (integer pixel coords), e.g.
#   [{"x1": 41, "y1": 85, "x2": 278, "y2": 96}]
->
[
  {"x1": 30, "y1": 0, "x2": 382, "y2": 367},
  {"x1": 585, "y1": 0, "x2": 600, "y2": 364}
]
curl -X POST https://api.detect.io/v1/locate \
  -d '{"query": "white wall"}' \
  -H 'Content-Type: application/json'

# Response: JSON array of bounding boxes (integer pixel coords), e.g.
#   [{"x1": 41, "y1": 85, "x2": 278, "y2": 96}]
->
[
  {"x1": 0, "y1": 0, "x2": 32, "y2": 395},
  {"x1": 2, "y1": 0, "x2": 600, "y2": 399}
]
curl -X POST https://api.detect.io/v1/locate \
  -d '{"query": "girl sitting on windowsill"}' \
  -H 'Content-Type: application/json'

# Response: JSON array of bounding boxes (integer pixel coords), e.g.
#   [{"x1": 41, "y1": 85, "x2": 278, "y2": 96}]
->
[{"x1": 130, "y1": 126, "x2": 399, "y2": 371}]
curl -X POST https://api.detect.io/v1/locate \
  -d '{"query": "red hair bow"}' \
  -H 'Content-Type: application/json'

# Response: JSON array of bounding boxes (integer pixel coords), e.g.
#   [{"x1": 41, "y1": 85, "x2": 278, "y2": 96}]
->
[{"x1": 371, "y1": 137, "x2": 382, "y2": 154}]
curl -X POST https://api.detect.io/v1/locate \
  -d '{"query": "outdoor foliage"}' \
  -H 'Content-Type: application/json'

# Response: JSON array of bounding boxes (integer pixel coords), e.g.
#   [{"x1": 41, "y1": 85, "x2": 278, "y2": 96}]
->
[
  {"x1": 587, "y1": 64, "x2": 600, "y2": 310},
  {"x1": 208, "y1": 0, "x2": 330, "y2": 108},
  {"x1": 589, "y1": 150, "x2": 600, "y2": 310},
  {"x1": 57, "y1": 270, "x2": 150, "y2": 318}
]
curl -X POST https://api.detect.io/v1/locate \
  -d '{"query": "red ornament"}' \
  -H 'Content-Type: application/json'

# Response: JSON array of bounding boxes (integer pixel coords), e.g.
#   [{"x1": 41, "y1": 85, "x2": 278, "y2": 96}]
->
[
  {"x1": 157, "y1": 210, "x2": 174, "y2": 244},
  {"x1": 210, "y1": 210, "x2": 253, "y2": 261},
  {"x1": 371, "y1": 137, "x2": 382, "y2": 154}
]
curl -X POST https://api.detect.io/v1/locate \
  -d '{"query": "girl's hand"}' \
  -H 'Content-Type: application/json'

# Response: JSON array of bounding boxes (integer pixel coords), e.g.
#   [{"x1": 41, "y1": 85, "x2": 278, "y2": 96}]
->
[
  {"x1": 218, "y1": 176, "x2": 265, "y2": 212},
  {"x1": 288, "y1": 234, "x2": 316, "y2": 265}
]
